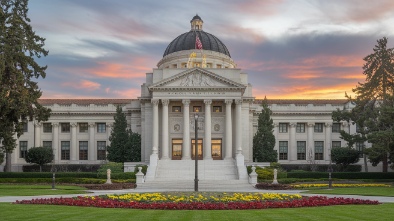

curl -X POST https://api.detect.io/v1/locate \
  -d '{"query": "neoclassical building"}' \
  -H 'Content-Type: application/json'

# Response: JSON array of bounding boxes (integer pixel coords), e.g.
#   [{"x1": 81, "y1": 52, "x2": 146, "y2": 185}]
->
[{"x1": 1, "y1": 15, "x2": 389, "y2": 174}]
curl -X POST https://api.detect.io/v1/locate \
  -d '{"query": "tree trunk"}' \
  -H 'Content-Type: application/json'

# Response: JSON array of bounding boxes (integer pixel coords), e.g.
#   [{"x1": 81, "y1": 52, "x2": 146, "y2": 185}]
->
[
  {"x1": 5, "y1": 152, "x2": 12, "y2": 172},
  {"x1": 363, "y1": 154, "x2": 368, "y2": 172},
  {"x1": 383, "y1": 152, "x2": 388, "y2": 172},
  {"x1": 40, "y1": 165, "x2": 42, "y2": 172}
]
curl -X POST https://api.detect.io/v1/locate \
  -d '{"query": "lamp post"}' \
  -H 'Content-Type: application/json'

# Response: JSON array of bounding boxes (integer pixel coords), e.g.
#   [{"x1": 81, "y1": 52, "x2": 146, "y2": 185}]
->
[
  {"x1": 194, "y1": 114, "x2": 199, "y2": 192},
  {"x1": 328, "y1": 147, "x2": 333, "y2": 189}
]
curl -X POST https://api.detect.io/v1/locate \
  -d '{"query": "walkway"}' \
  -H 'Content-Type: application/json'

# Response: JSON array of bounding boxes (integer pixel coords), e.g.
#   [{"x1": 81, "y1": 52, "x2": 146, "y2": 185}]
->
[{"x1": 1, "y1": 187, "x2": 394, "y2": 203}]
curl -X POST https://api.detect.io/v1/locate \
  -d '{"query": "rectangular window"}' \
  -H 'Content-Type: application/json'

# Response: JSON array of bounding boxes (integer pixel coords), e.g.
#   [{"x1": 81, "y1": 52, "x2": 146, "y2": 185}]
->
[
  {"x1": 97, "y1": 141, "x2": 107, "y2": 160},
  {"x1": 23, "y1": 122, "x2": 28, "y2": 132},
  {"x1": 279, "y1": 123, "x2": 288, "y2": 133},
  {"x1": 97, "y1": 123, "x2": 106, "y2": 133},
  {"x1": 79, "y1": 141, "x2": 88, "y2": 160},
  {"x1": 172, "y1": 139, "x2": 182, "y2": 160},
  {"x1": 297, "y1": 141, "x2": 306, "y2": 160},
  {"x1": 43, "y1": 123, "x2": 52, "y2": 133},
  {"x1": 213, "y1": 106, "x2": 222, "y2": 113},
  {"x1": 193, "y1": 106, "x2": 202, "y2": 112},
  {"x1": 296, "y1": 123, "x2": 305, "y2": 133},
  {"x1": 279, "y1": 141, "x2": 288, "y2": 160},
  {"x1": 19, "y1": 141, "x2": 28, "y2": 158},
  {"x1": 61, "y1": 123, "x2": 70, "y2": 133},
  {"x1": 332, "y1": 123, "x2": 341, "y2": 133},
  {"x1": 356, "y1": 142, "x2": 363, "y2": 158},
  {"x1": 211, "y1": 139, "x2": 222, "y2": 160},
  {"x1": 332, "y1": 141, "x2": 341, "y2": 148},
  {"x1": 172, "y1": 106, "x2": 181, "y2": 113},
  {"x1": 314, "y1": 123, "x2": 324, "y2": 133},
  {"x1": 356, "y1": 124, "x2": 361, "y2": 133},
  {"x1": 61, "y1": 141, "x2": 70, "y2": 160},
  {"x1": 79, "y1": 123, "x2": 88, "y2": 133},
  {"x1": 43, "y1": 141, "x2": 52, "y2": 149},
  {"x1": 314, "y1": 141, "x2": 324, "y2": 160}
]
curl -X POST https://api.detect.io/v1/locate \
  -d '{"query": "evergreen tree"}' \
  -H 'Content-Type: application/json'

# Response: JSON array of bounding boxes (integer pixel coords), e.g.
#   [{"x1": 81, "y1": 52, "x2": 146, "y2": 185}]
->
[
  {"x1": 127, "y1": 131, "x2": 141, "y2": 162},
  {"x1": 107, "y1": 106, "x2": 129, "y2": 162},
  {"x1": 25, "y1": 146, "x2": 53, "y2": 172},
  {"x1": 0, "y1": 0, "x2": 51, "y2": 171},
  {"x1": 333, "y1": 37, "x2": 394, "y2": 172},
  {"x1": 331, "y1": 146, "x2": 360, "y2": 169},
  {"x1": 253, "y1": 97, "x2": 277, "y2": 162}
]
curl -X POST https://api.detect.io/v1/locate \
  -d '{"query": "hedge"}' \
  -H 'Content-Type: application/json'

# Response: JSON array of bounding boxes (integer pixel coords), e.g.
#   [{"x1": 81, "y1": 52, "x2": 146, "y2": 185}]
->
[
  {"x1": 287, "y1": 172, "x2": 394, "y2": 179},
  {"x1": 23, "y1": 164, "x2": 102, "y2": 172},
  {"x1": 0, "y1": 172, "x2": 135, "y2": 179},
  {"x1": 281, "y1": 164, "x2": 362, "y2": 172},
  {"x1": 0, "y1": 178, "x2": 136, "y2": 184}
]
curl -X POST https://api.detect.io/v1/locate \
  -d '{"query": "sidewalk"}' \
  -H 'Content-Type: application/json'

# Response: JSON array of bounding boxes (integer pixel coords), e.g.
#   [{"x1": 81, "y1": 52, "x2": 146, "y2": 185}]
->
[{"x1": 1, "y1": 187, "x2": 394, "y2": 203}]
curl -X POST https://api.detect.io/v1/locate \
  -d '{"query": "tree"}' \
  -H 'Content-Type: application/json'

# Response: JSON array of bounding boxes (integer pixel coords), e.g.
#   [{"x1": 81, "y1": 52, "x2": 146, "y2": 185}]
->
[
  {"x1": 107, "y1": 106, "x2": 141, "y2": 162},
  {"x1": 25, "y1": 146, "x2": 53, "y2": 172},
  {"x1": 332, "y1": 37, "x2": 394, "y2": 172},
  {"x1": 0, "y1": 0, "x2": 51, "y2": 171},
  {"x1": 253, "y1": 97, "x2": 277, "y2": 162},
  {"x1": 331, "y1": 147, "x2": 360, "y2": 169}
]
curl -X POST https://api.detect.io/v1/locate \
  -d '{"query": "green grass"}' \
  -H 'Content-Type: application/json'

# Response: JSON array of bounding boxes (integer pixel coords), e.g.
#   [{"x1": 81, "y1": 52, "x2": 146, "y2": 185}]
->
[
  {"x1": 0, "y1": 203, "x2": 393, "y2": 221},
  {"x1": 0, "y1": 184, "x2": 88, "y2": 196},
  {"x1": 305, "y1": 187, "x2": 394, "y2": 197}
]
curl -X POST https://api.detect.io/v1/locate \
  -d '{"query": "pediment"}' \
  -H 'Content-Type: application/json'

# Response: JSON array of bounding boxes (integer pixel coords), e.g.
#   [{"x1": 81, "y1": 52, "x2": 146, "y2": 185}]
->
[{"x1": 148, "y1": 68, "x2": 245, "y2": 91}]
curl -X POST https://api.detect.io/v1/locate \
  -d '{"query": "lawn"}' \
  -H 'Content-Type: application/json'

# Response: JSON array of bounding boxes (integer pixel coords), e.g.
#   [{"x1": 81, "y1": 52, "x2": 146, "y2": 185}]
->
[
  {"x1": 305, "y1": 187, "x2": 394, "y2": 197},
  {"x1": 0, "y1": 184, "x2": 88, "y2": 196},
  {"x1": 0, "y1": 203, "x2": 393, "y2": 221}
]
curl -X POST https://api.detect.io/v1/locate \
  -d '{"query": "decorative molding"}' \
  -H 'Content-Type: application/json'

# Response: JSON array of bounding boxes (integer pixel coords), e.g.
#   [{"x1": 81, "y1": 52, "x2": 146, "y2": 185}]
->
[
  {"x1": 162, "y1": 99, "x2": 170, "y2": 106},
  {"x1": 88, "y1": 123, "x2": 96, "y2": 128},
  {"x1": 307, "y1": 122, "x2": 315, "y2": 127},
  {"x1": 325, "y1": 123, "x2": 332, "y2": 127},
  {"x1": 289, "y1": 123, "x2": 296, "y2": 128},
  {"x1": 225, "y1": 99, "x2": 233, "y2": 105},
  {"x1": 34, "y1": 122, "x2": 42, "y2": 127},
  {"x1": 204, "y1": 99, "x2": 212, "y2": 105},
  {"x1": 182, "y1": 99, "x2": 190, "y2": 106},
  {"x1": 70, "y1": 122, "x2": 78, "y2": 127},
  {"x1": 151, "y1": 99, "x2": 160, "y2": 106},
  {"x1": 235, "y1": 99, "x2": 242, "y2": 105},
  {"x1": 52, "y1": 122, "x2": 59, "y2": 127}
]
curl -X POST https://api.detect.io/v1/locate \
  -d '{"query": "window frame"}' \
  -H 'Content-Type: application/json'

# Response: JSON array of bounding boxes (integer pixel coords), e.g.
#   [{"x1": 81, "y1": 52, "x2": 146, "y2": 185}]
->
[
  {"x1": 314, "y1": 123, "x2": 324, "y2": 133},
  {"x1": 79, "y1": 123, "x2": 88, "y2": 133},
  {"x1": 279, "y1": 123, "x2": 288, "y2": 133},
  {"x1": 61, "y1": 123, "x2": 70, "y2": 133},
  {"x1": 43, "y1": 141, "x2": 52, "y2": 149},
  {"x1": 332, "y1": 141, "x2": 341, "y2": 148},
  {"x1": 193, "y1": 106, "x2": 202, "y2": 113},
  {"x1": 213, "y1": 106, "x2": 222, "y2": 113},
  {"x1": 61, "y1": 141, "x2": 70, "y2": 160},
  {"x1": 97, "y1": 123, "x2": 106, "y2": 133},
  {"x1": 297, "y1": 141, "x2": 306, "y2": 160},
  {"x1": 79, "y1": 141, "x2": 88, "y2": 160},
  {"x1": 43, "y1": 123, "x2": 52, "y2": 133},
  {"x1": 97, "y1": 141, "x2": 107, "y2": 160},
  {"x1": 278, "y1": 141, "x2": 288, "y2": 160},
  {"x1": 355, "y1": 142, "x2": 364, "y2": 158},
  {"x1": 332, "y1": 123, "x2": 341, "y2": 133},
  {"x1": 296, "y1": 123, "x2": 305, "y2": 133},
  {"x1": 19, "y1": 141, "x2": 28, "y2": 158},
  {"x1": 314, "y1": 141, "x2": 324, "y2": 160},
  {"x1": 172, "y1": 106, "x2": 181, "y2": 113}
]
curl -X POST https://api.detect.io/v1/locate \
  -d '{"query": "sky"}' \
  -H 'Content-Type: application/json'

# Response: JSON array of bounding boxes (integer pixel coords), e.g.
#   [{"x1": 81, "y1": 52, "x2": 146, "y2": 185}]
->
[{"x1": 27, "y1": 0, "x2": 394, "y2": 100}]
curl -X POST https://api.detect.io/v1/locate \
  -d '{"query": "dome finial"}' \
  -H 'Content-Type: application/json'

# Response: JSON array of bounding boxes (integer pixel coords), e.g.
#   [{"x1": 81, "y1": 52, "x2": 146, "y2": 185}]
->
[{"x1": 190, "y1": 14, "x2": 203, "y2": 31}]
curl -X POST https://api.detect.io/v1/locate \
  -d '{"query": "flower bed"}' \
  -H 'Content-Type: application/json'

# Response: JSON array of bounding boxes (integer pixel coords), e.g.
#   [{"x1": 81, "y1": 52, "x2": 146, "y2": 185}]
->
[
  {"x1": 292, "y1": 183, "x2": 391, "y2": 189},
  {"x1": 14, "y1": 192, "x2": 380, "y2": 210},
  {"x1": 255, "y1": 183, "x2": 293, "y2": 190}
]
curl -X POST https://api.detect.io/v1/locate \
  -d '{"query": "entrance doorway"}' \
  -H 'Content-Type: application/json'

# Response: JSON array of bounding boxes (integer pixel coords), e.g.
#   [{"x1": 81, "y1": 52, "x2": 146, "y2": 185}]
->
[
  {"x1": 191, "y1": 139, "x2": 203, "y2": 160},
  {"x1": 172, "y1": 139, "x2": 182, "y2": 160},
  {"x1": 211, "y1": 139, "x2": 222, "y2": 160}
]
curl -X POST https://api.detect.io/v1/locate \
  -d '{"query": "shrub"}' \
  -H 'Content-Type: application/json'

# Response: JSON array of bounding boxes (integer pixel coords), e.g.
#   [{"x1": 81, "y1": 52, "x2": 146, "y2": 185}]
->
[
  {"x1": 97, "y1": 162, "x2": 124, "y2": 178},
  {"x1": 287, "y1": 172, "x2": 394, "y2": 180},
  {"x1": 78, "y1": 183, "x2": 136, "y2": 190},
  {"x1": 23, "y1": 164, "x2": 102, "y2": 172},
  {"x1": 280, "y1": 164, "x2": 362, "y2": 172},
  {"x1": 255, "y1": 183, "x2": 293, "y2": 190}
]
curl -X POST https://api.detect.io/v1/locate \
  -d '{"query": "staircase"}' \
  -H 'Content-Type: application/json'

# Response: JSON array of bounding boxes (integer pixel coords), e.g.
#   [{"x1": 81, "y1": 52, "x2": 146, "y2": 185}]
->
[{"x1": 137, "y1": 159, "x2": 254, "y2": 191}]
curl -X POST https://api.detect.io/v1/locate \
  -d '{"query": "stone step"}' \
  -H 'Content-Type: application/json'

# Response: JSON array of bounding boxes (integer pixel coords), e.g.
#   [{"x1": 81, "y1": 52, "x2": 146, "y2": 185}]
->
[{"x1": 137, "y1": 179, "x2": 254, "y2": 191}]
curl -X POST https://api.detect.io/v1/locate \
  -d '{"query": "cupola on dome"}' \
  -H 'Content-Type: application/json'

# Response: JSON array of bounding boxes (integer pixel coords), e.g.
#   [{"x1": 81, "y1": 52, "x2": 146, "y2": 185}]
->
[{"x1": 163, "y1": 15, "x2": 231, "y2": 58}]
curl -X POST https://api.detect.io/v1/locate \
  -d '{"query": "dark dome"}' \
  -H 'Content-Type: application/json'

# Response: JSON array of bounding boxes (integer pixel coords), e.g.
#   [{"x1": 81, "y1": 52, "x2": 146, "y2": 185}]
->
[
  {"x1": 191, "y1": 14, "x2": 202, "y2": 21},
  {"x1": 163, "y1": 31, "x2": 231, "y2": 58}
]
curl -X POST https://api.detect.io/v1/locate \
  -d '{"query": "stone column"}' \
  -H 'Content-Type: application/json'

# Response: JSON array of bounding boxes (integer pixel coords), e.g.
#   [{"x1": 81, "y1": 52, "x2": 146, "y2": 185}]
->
[
  {"x1": 273, "y1": 123, "x2": 279, "y2": 153},
  {"x1": 204, "y1": 99, "x2": 212, "y2": 160},
  {"x1": 182, "y1": 99, "x2": 191, "y2": 159},
  {"x1": 289, "y1": 123, "x2": 297, "y2": 161},
  {"x1": 71, "y1": 122, "x2": 77, "y2": 161},
  {"x1": 225, "y1": 99, "x2": 233, "y2": 159},
  {"x1": 325, "y1": 123, "x2": 332, "y2": 161},
  {"x1": 34, "y1": 122, "x2": 42, "y2": 147},
  {"x1": 52, "y1": 123, "x2": 59, "y2": 162},
  {"x1": 151, "y1": 99, "x2": 159, "y2": 155},
  {"x1": 235, "y1": 99, "x2": 243, "y2": 155},
  {"x1": 307, "y1": 122, "x2": 315, "y2": 160},
  {"x1": 161, "y1": 99, "x2": 170, "y2": 160},
  {"x1": 89, "y1": 123, "x2": 95, "y2": 161}
]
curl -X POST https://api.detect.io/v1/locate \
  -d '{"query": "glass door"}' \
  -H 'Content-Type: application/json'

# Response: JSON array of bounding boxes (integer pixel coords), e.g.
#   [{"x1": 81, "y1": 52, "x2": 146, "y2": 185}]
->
[
  {"x1": 172, "y1": 139, "x2": 182, "y2": 160},
  {"x1": 191, "y1": 139, "x2": 203, "y2": 160},
  {"x1": 211, "y1": 139, "x2": 222, "y2": 160}
]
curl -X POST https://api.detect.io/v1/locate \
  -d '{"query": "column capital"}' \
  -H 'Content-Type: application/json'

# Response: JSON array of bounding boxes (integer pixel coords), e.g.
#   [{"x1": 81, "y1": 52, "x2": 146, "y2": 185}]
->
[
  {"x1": 289, "y1": 123, "x2": 296, "y2": 128},
  {"x1": 88, "y1": 122, "x2": 96, "y2": 128},
  {"x1": 34, "y1": 122, "x2": 42, "y2": 127},
  {"x1": 274, "y1": 123, "x2": 279, "y2": 127},
  {"x1": 235, "y1": 99, "x2": 242, "y2": 105},
  {"x1": 151, "y1": 99, "x2": 160, "y2": 106},
  {"x1": 204, "y1": 99, "x2": 212, "y2": 105},
  {"x1": 225, "y1": 99, "x2": 233, "y2": 105},
  {"x1": 307, "y1": 122, "x2": 315, "y2": 127},
  {"x1": 52, "y1": 122, "x2": 59, "y2": 127},
  {"x1": 162, "y1": 99, "x2": 170, "y2": 106},
  {"x1": 70, "y1": 122, "x2": 78, "y2": 127},
  {"x1": 325, "y1": 123, "x2": 332, "y2": 127},
  {"x1": 342, "y1": 121, "x2": 349, "y2": 127},
  {"x1": 182, "y1": 99, "x2": 190, "y2": 106},
  {"x1": 106, "y1": 123, "x2": 113, "y2": 128}
]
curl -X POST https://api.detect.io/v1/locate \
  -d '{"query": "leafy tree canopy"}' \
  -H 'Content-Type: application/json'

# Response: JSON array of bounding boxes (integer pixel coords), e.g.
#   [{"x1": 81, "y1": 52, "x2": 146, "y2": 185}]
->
[
  {"x1": 25, "y1": 146, "x2": 53, "y2": 172},
  {"x1": 331, "y1": 147, "x2": 360, "y2": 168}
]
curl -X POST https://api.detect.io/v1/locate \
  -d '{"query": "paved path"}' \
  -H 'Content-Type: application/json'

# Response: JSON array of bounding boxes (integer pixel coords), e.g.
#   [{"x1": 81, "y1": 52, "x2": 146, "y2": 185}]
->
[{"x1": 1, "y1": 187, "x2": 394, "y2": 203}]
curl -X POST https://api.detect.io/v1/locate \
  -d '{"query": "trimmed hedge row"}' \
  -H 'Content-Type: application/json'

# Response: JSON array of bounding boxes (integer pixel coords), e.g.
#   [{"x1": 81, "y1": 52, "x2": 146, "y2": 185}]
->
[
  {"x1": 23, "y1": 164, "x2": 102, "y2": 172},
  {"x1": 281, "y1": 164, "x2": 362, "y2": 172},
  {"x1": 287, "y1": 172, "x2": 394, "y2": 179},
  {"x1": 0, "y1": 172, "x2": 136, "y2": 179},
  {"x1": 0, "y1": 178, "x2": 136, "y2": 184}
]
